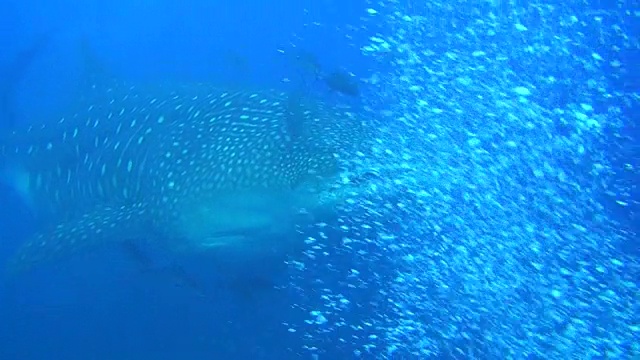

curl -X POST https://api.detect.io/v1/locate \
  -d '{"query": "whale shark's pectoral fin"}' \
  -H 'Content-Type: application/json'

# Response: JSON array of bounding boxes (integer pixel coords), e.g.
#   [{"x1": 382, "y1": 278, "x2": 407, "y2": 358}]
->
[{"x1": 7, "y1": 203, "x2": 150, "y2": 276}]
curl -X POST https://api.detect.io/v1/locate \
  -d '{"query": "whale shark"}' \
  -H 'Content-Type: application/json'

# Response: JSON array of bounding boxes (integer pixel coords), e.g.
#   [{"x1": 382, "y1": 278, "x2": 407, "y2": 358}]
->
[{"x1": 0, "y1": 51, "x2": 372, "y2": 275}]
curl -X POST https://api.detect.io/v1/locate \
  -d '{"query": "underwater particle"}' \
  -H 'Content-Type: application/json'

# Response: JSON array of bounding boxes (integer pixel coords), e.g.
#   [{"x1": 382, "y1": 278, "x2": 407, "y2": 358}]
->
[
  {"x1": 515, "y1": 23, "x2": 528, "y2": 31},
  {"x1": 467, "y1": 138, "x2": 481, "y2": 147},
  {"x1": 403, "y1": 254, "x2": 415, "y2": 262},
  {"x1": 580, "y1": 103, "x2": 593, "y2": 112},
  {"x1": 513, "y1": 86, "x2": 531, "y2": 96}
]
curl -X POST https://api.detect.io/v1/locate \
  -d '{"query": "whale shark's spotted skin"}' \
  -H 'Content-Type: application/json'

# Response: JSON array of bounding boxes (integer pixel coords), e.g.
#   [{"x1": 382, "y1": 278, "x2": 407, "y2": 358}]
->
[{"x1": 1, "y1": 71, "x2": 368, "y2": 273}]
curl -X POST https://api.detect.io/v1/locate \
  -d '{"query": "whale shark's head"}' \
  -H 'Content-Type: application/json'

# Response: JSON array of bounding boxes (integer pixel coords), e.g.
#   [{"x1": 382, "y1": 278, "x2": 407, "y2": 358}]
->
[
  {"x1": 169, "y1": 164, "x2": 384, "y2": 253},
  {"x1": 171, "y1": 163, "x2": 388, "y2": 274}
]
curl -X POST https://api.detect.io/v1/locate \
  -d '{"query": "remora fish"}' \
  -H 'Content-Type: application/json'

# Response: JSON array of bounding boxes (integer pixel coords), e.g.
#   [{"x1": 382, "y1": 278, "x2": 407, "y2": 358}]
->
[{"x1": 0, "y1": 54, "x2": 370, "y2": 274}]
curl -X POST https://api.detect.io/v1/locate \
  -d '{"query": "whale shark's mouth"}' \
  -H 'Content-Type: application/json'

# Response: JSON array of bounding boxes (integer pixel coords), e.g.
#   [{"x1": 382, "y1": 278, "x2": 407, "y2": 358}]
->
[
  {"x1": 171, "y1": 192, "x2": 290, "y2": 246},
  {"x1": 197, "y1": 233, "x2": 259, "y2": 248},
  {"x1": 171, "y1": 168, "x2": 386, "y2": 254}
]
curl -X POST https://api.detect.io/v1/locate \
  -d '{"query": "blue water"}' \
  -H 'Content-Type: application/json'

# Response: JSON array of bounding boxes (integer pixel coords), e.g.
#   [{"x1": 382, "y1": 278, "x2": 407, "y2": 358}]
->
[{"x1": 1, "y1": 0, "x2": 638, "y2": 359}]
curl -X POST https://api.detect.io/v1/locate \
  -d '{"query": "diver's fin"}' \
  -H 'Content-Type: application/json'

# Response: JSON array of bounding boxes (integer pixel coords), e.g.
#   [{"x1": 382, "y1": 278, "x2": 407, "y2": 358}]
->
[{"x1": 6, "y1": 203, "x2": 150, "y2": 276}]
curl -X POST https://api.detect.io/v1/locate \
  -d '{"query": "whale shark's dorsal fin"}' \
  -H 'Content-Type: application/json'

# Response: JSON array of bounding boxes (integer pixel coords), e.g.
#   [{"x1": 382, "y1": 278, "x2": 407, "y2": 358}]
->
[
  {"x1": 79, "y1": 39, "x2": 117, "y2": 85},
  {"x1": 0, "y1": 34, "x2": 52, "y2": 129}
]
